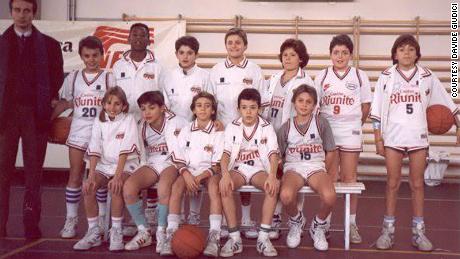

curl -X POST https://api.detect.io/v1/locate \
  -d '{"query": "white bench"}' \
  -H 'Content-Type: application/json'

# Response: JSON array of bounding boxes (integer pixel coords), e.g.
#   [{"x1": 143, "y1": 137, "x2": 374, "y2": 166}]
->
[
  {"x1": 237, "y1": 182, "x2": 366, "y2": 250},
  {"x1": 104, "y1": 182, "x2": 365, "y2": 250}
]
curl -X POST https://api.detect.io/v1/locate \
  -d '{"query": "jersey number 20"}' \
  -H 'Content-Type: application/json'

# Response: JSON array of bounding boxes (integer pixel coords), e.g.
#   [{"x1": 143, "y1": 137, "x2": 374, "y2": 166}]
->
[{"x1": 82, "y1": 107, "x2": 97, "y2": 117}]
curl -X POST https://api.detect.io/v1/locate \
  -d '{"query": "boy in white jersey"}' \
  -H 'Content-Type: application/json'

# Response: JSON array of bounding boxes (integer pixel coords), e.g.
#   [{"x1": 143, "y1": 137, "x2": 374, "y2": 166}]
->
[
  {"x1": 162, "y1": 92, "x2": 224, "y2": 257},
  {"x1": 371, "y1": 34, "x2": 460, "y2": 251},
  {"x1": 262, "y1": 38, "x2": 314, "y2": 239},
  {"x1": 163, "y1": 36, "x2": 212, "y2": 225},
  {"x1": 122, "y1": 91, "x2": 187, "y2": 252},
  {"x1": 314, "y1": 34, "x2": 372, "y2": 243},
  {"x1": 74, "y1": 87, "x2": 140, "y2": 251},
  {"x1": 112, "y1": 23, "x2": 164, "y2": 230},
  {"x1": 219, "y1": 89, "x2": 280, "y2": 257},
  {"x1": 278, "y1": 85, "x2": 337, "y2": 251},
  {"x1": 112, "y1": 23, "x2": 164, "y2": 122},
  {"x1": 58, "y1": 36, "x2": 115, "y2": 238},
  {"x1": 209, "y1": 27, "x2": 265, "y2": 238}
]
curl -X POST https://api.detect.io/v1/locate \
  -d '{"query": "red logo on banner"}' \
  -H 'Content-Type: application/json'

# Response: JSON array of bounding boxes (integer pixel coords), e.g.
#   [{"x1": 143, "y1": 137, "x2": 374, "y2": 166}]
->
[{"x1": 93, "y1": 26, "x2": 155, "y2": 69}]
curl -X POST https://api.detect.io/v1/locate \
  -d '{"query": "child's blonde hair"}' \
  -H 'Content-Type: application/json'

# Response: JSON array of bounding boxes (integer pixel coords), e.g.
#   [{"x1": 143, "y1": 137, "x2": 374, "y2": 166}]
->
[{"x1": 99, "y1": 86, "x2": 129, "y2": 122}]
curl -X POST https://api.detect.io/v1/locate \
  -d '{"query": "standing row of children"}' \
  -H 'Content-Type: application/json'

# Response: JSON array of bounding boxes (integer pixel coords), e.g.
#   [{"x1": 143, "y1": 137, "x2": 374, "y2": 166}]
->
[{"x1": 55, "y1": 22, "x2": 460, "y2": 256}]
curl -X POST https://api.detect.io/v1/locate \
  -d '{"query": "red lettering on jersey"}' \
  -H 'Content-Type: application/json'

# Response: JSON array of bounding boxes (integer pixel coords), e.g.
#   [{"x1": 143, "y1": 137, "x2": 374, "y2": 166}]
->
[
  {"x1": 190, "y1": 86, "x2": 202, "y2": 94},
  {"x1": 143, "y1": 73, "x2": 155, "y2": 80},
  {"x1": 147, "y1": 143, "x2": 168, "y2": 153},
  {"x1": 243, "y1": 78, "x2": 253, "y2": 85},
  {"x1": 116, "y1": 133, "x2": 125, "y2": 139},
  {"x1": 321, "y1": 93, "x2": 355, "y2": 106},
  {"x1": 74, "y1": 95, "x2": 103, "y2": 108},
  {"x1": 288, "y1": 144, "x2": 323, "y2": 154},
  {"x1": 390, "y1": 92, "x2": 421, "y2": 104},
  {"x1": 204, "y1": 144, "x2": 214, "y2": 153},
  {"x1": 237, "y1": 150, "x2": 260, "y2": 161}
]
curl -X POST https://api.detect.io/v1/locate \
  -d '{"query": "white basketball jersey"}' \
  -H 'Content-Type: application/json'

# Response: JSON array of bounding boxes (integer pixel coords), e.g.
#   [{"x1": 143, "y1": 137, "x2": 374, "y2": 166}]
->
[
  {"x1": 385, "y1": 67, "x2": 427, "y2": 146},
  {"x1": 285, "y1": 116, "x2": 325, "y2": 165},
  {"x1": 60, "y1": 70, "x2": 113, "y2": 140},
  {"x1": 316, "y1": 67, "x2": 372, "y2": 126}
]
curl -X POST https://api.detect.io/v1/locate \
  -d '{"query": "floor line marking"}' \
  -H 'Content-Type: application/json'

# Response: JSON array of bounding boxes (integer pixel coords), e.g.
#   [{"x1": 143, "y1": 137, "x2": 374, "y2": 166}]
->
[{"x1": 0, "y1": 239, "x2": 44, "y2": 259}]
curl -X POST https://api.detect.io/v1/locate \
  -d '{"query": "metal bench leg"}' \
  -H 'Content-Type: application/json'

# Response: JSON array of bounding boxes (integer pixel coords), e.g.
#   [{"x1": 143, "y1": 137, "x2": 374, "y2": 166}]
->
[
  {"x1": 344, "y1": 193, "x2": 350, "y2": 250},
  {"x1": 104, "y1": 192, "x2": 111, "y2": 242}
]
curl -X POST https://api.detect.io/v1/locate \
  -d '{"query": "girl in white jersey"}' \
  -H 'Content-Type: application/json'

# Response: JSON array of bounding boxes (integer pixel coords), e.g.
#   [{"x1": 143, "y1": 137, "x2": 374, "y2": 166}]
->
[
  {"x1": 162, "y1": 92, "x2": 224, "y2": 257},
  {"x1": 371, "y1": 34, "x2": 460, "y2": 251},
  {"x1": 278, "y1": 85, "x2": 338, "y2": 251},
  {"x1": 314, "y1": 34, "x2": 372, "y2": 244},
  {"x1": 209, "y1": 28, "x2": 265, "y2": 239},
  {"x1": 58, "y1": 36, "x2": 115, "y2": 239},
  {"x1": 74, "y1": 87, "x2": 140, "y2": 251},
  {"x1": 122, "y1": 91, "x2": 187, "y2": 253},
  {"x1": 262, "y1": 38, "x2": 314, "y2": 239}
]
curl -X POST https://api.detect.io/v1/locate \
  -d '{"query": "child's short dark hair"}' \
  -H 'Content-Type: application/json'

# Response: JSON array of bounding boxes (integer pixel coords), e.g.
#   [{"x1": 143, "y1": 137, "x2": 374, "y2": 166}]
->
[
  {"x1": 225, "y1": 27, "x2": 248, "y2": 46},
  {"x1": 291, "y1": 84, "x2": 318, "y2": 105},
  {"x1": 100, "y1": 86, "x2": 129, "y2": 122},
  {"x1": 238, "y1": 88, "x2": 261, "y2": 108},
  {"x1": 329, "y1": 34, "x2": 354, "y2": 54},
  {"x1": 10, "y1": 0, "x2": 37, "y2": 15},
  {"x1": 78, "y1": 36, "x2": 104, "y2": 56},
  {"x1": 279, "y1": 38, "x2": 309, "y2": 69},
  {"x1": 137, "y1": 91, "x2": 165, "y2": 107},
  {"x1": 175, "y1": 36, "x2": 200, "y2": 54},
  {"x1": 129, "y1": 23, "x2": 150, "y2": 40},
  {"x1": 391, "y1": 34, "x2": 421, "y2": 65},
  {"x1": 190, "y1": 92, "x2": 218, "y2": 121}
]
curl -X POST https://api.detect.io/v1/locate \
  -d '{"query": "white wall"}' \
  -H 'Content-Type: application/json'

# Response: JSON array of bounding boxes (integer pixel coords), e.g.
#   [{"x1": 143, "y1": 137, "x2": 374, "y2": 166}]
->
[{"x1": 41, "y1": 0, "x2": 452, "y2": 21}]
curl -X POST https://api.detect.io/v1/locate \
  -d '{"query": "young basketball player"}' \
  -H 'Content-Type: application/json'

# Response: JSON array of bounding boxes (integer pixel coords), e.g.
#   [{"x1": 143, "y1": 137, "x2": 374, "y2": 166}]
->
[
  {"x1": 122, "y1": 91, "x2": 187, "y2": 252},
  {"x1": 219, "y1": 88, "x2": 280, "y2": 257},
  {"x1": 112, "y1": 22, "x2": 164, "y2": 230},
  {"x1": 371, "y1": 34, "x2": 460, "y2": 251},
  {"x1": 208, "y1": 27, "x2": 265, "y2": 238},
  {"x1": 160, "y1": 92, "x2": 224, "y2": 257},
  {"x1": 73, "y1": 87, "x2": 140, "y2": 251},
  {"x1": 314, "y1": 34, "x2": 372, "y2": 243},
  {"x1": 278, "y1": 85, "x2": 337, "y2": 251},
  {"x1": 59, "y1": 36, "x2": 115, "y2": 239},
  {"x1": 163, "y1": 35, "x2": 212, "y2": 226},
  {"x1": 262, "y1": 38, "x2": 314, "y2": 239}
]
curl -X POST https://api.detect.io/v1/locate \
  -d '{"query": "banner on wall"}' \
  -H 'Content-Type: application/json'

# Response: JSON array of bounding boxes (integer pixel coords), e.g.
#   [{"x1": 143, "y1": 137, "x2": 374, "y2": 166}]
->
[
  {"x1": 0, "y1": 20, "x2": 186, "y2": 168},
  {"x1": 0, "y1": 20, "x2": 186, "y2": 71}
]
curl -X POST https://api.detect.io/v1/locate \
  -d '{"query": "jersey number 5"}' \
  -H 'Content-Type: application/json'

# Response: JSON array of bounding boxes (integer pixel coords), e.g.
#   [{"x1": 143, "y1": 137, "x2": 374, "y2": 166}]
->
[{"x1": 406, "y1": 103, "x2": 413, "y2": 114}]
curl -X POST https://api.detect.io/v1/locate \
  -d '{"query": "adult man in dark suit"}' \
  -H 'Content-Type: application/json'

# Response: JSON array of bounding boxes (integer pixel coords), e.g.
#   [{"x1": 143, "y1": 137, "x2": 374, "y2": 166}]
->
[{"x1": 0, "y1": 0, "x2": 64, "y2": 239}]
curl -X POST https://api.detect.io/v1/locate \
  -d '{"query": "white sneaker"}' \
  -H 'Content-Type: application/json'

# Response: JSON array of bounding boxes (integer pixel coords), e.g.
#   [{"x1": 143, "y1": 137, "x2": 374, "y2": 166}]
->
[
  {"x1": 125, "y1": 228, "x2": 152, "y2": 250},
  {"x1": 412, "y1": 223, "x2": 433, "y2": 251},
  {"x1": 375, "y1": 222, "x2": 395, "y2": 250},
  {"x1": 98, "y1": 215, "x2": 107, "y2": 237},
  {"x1": 350, "y1": 223, "x2": 362, "y2": 244},
  {"x1": 220, "y1": 237, "x2": 243, "y2": 257},
  {"x1": 187, "y1": 213, "x2": 201, "y2": 225},
  {"x1": 268, "y1": 214, "x2": 281, "y2": 240},
  {"x1": 160, "y1": 229, "x2": 174, "y2": 256},
  {"x1": 286, "y1": 213, "x2": 305, "y2": 248},
  {"x1": 145, "y1": 207, "x2": 157, "y2": 226},
  {"x1": 73, "y1": 226, "x2": 102, "y2": 250},
  {"x1": 109, "y1": 227, "x2": 124, "y2": 251},
  {"x1": 309, "y1": 219, "x2": 329, "y2": 251},
  {"x1": 155, "y1": 229, "x2": 165, "y2": 254},
  {"x1": 256, "y1": 236, "x2": 278, "y2": 257},
  {"x1": 60, "y1": 216, "x2": 78, "y2": 238},
  {"x1": 242, "y1": 220, "x2": 258, "y2": 239},
  {"x1": 203, "y1": 230, "x2": 220, "y2": 257},
  {"x1": 220, "y1": 226, "x2": 229, "y2": 239}
]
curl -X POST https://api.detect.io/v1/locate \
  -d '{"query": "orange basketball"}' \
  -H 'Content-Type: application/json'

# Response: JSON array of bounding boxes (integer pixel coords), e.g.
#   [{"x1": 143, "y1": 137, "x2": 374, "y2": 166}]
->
[
  {"x1": 49, "y1": 117, "x2": 72, "y2": 144},
  {"x1": 426, "y1": 105, "x2": 455, "y2": 135},
  {"x1": 171, "y1": 225, "x2": 206, "y2": 259}
]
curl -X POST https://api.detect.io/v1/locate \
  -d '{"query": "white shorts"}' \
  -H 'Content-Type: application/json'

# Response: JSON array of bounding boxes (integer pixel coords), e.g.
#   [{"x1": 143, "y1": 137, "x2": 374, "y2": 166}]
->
[
  {"x1": 66, "y1": 122, "x2": 93, "y2": 151},
  {"x1": 141, "y1": 160, "x2": 175, "y2": 177},
  {"x1": 330, "y1": 123, "x2": 363, "y2": 152},
  {"x1": 95, "y1": 159, "x2": 139, "y2": 179},
  {"x1": 232, "y1": 163, "x2": 265, "y2": 185},
  {"x1": 283, "y1": 162, "x2": 325, "y2": 183}
]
